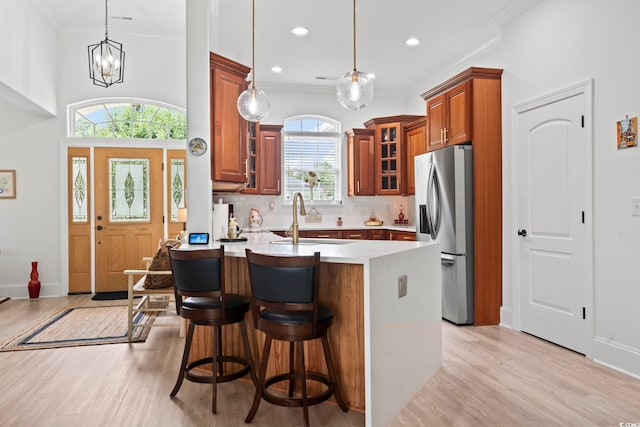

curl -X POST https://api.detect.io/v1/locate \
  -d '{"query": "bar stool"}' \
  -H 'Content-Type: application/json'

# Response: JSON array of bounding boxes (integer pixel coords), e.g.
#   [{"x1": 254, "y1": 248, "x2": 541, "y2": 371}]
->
[
  {"x1": 244, "y1": 249, "x2": 348, "y2": 427},
  {"x1": 168, "y1": 246, "x2": 256, "y2": 414}
]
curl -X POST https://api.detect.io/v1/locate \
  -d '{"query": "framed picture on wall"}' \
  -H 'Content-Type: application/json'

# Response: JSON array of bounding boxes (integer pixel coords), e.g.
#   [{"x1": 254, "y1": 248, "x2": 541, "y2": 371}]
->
[
  {"x1": 617, "y1": 116, "x2": 638, "y2": 149},
  {"x1": 0, "y1": 170, "x2": 16, "y2": 199}
]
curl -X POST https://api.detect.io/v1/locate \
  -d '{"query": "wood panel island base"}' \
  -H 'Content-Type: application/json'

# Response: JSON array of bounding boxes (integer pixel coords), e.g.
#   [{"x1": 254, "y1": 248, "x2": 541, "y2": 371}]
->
[{"x1": 182, "y1": 233, "x2": 442, "y2": 426}]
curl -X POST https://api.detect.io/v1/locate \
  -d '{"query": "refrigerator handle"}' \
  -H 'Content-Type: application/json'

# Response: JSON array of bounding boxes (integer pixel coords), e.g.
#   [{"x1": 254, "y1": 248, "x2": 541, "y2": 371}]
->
[
  {"x1": 419, "y1": 205, "x2": 431, "y2": 234},
  {"x1": 427, "y1": 162, "x2": 443, "y2": 240},
  {"x1": 441, "y1": 253, "x2": 456, "y2": 264}
]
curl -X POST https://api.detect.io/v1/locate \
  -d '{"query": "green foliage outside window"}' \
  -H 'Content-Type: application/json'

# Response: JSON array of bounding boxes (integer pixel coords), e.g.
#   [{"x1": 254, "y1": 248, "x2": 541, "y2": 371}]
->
[{"x1": 74, "y1": 102, "x2": 186, "y2": 140}]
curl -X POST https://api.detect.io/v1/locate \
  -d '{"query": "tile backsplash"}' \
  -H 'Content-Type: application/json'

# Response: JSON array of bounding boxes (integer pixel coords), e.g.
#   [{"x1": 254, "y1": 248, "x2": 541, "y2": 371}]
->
[{"x1": 214, "y1": 194, "x2": 416, "y2": 230}]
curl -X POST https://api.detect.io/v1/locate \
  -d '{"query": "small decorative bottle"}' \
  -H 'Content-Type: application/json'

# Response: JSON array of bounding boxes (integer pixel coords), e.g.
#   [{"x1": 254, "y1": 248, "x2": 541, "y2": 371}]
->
[{"x1": 28, "y1": 261, "x2": 41, "y2": 300}]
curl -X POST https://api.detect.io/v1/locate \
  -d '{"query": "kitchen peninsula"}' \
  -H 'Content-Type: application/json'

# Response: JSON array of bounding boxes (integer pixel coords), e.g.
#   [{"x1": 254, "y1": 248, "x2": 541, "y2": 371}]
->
[{"x1": 183, "y1": 231, "x2": 441, "y2": 427}]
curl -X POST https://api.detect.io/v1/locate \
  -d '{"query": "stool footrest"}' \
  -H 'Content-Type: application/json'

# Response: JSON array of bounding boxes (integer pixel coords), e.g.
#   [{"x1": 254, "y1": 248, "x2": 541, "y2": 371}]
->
[
  {"x1": 262, "y1": 372, "x2": 334, "y2": 408},
  {"x1": 185, "y1": 356, "x2": 251, "y2": 385}
]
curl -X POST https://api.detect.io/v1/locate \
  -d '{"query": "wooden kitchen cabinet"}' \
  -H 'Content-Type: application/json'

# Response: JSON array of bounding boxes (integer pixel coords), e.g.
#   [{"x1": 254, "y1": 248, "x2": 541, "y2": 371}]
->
[
  {"x1": 404, "y1": 118, "x2": 427, "y2": 195},
  {"x1": 243, "y1": 124, "x2": 282, "y2": 195},
  {"x1": 368, "y1": 229, "x2": 388, "y2": 240},
  {"x1": 346, "y1": 128, "x2": 375, "y2": 196},
  {"x1": 210, "y1": 52, "x2": 251, "y2": 185},
  {"x1": 243, "y1": 121, "x2": 260, "y2": 194},
  {"x1": 388, "y1": 230, "x2": 416, "y2": 241},
  {"x1": 342, "y1": 229, "x2": 369, "y2": 240},
  {"x1": 303, "y1": 230, "x2": 342, "y2": 239},
  {"x1": 364, "y1": 115, "x2": 423, "y2": 196},
  {"x1": 258, "y1": 124, "x2": 282, "y2": 195},
  {"x1": 426, "y1": 80, "x2": 471, "y2": 152},
  {"x1": 421, "y1": 67, "x2": 503, "y2": 325}
]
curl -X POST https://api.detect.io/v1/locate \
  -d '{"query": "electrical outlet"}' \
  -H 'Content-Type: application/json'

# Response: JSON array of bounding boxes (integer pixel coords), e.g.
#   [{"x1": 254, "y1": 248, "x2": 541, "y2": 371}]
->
[
  {"x1": 398, "y1": 274, "x2": 407, "y2": 298},
  {"x1": 633, "y1": 197, "x2": 640, "y2": 216}
]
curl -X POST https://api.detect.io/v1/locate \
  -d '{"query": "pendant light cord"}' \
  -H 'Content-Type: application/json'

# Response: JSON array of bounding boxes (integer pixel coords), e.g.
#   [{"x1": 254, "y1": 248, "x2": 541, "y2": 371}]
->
[
  {"x1": 353, "y1": 0, "x2": 357, "y2": 72},
  {"x1": 104, "y1": 0, "x2": 109, "y2": 39},
  {"x1": 251, "y1": 0, "x2": 256, "y2": 90}
]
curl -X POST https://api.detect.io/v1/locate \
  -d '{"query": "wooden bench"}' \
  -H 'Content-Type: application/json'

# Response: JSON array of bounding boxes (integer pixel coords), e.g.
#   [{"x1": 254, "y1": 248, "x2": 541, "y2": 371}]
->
[{"x1": 124, "y1": 258, "x2": 182, "y2": 342}]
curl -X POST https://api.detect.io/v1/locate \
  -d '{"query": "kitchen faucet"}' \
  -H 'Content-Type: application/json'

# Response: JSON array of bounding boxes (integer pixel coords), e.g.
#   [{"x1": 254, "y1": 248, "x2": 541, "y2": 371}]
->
[{"x1": 287, "y1": 192, "x2": 307, "y2": 244}]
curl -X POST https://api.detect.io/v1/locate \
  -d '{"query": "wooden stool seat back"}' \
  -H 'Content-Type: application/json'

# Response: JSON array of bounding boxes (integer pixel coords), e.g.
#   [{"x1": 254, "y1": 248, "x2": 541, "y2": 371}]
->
[
  {"x1": 168, "y1": 246, "x2": 255, "y2": 414},
  {"x1": 244, "y1": 249, "x2": 348, "y2": 427}
]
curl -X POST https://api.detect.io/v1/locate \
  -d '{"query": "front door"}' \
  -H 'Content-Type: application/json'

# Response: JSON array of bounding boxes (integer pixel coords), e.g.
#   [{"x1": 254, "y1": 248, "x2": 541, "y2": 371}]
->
[
  {"x1": 516, "y1": 88, "x2": 592, "y2": 355},
  {"x1": 94, "y1": 148, "x2": 164, "y2": 292}
]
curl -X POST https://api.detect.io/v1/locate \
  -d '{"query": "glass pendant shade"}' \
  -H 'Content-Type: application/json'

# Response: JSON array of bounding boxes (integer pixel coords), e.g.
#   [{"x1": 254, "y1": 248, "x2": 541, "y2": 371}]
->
[
  {"x1": 237, "y1": 0, "x2": 270, "y2": 122},
  {"x1": 336, "y1": 70, "x2": 374, "y2": 110},
  {"x1": 237, "y1": 87, "x2": 270, "y2": 122}
]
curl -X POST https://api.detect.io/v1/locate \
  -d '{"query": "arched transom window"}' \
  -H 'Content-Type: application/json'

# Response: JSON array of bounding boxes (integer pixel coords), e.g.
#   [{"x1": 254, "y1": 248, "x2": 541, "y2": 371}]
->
[{"x1": 69, "y1": 99, "x2": 186, "y2": 139}]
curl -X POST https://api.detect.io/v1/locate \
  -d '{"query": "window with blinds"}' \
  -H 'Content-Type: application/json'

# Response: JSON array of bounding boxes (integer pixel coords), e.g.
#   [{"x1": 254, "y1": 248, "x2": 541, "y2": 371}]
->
[{"x1": 283, "y1": 116, "x2": 342, "y2": 204}]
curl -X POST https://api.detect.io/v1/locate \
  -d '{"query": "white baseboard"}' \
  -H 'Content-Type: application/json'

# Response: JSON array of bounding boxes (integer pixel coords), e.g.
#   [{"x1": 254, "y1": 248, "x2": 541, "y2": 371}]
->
[
  {"x1": 592, "y1": 336, "x2": 640, "y2": 380},
  {"x1": 0, "y1": 283, "x2": 62, "y2": 299},
  {"x1": 499, "y1": 306, "x2": 513, "y2": 329}
]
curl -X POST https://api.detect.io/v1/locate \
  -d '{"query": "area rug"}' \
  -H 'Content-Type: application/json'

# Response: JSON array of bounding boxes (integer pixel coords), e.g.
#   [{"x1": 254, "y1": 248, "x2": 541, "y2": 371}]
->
[{"x1": 0, "y1": 305, "x2": 157, "y2": 351}]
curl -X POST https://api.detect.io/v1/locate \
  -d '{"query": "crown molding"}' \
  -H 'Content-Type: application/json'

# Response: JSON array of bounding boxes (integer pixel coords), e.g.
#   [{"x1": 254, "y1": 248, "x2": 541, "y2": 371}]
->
[{"x1": 493, "y1": 0, "x2": 543, "y2": 26}]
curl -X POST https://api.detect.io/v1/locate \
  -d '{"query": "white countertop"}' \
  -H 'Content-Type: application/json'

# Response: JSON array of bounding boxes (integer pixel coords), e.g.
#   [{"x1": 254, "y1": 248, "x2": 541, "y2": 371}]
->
[{"x1": 180, "y1": 231, "x2": 432, "y2": 264}]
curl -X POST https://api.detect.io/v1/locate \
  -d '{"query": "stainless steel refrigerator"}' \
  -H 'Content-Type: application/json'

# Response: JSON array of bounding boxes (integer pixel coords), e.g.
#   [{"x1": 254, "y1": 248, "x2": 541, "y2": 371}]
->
[{"x1": 414, "y1": 145, "x2": 474, "y2": 325}]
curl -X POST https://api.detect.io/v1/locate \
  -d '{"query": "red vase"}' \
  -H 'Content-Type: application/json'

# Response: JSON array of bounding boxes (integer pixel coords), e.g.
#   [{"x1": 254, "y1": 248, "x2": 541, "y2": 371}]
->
[{"x1": 28, "y1": 261, "x2": 41, "y2": 300}]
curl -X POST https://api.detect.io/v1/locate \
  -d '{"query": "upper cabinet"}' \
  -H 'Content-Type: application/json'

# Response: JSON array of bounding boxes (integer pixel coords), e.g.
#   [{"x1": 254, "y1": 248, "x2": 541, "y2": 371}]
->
[
  {"x1": 243, "y1": 123, "x2": 282, "y2": 195},
  {"x1": 346, "y1": 128, "x2": 375, "y2": 196},
  {"x1": 210, "y1": 52, "x2": 250, "y2": 186},
  {"x1": 426, "y1": 80, "x2": 471, "y2": 151},
  {"x1": 257, "y1": 125, "x2": 282, "y2": 195},
  {"x1": 404, "y1": 118, "x2": 427, "y2": 195},
  {"x1": 242, "y1": 121, "x2": 260, "y2": 194},
  {"x1": 364, "y1": 115, "x2": 423, "y2": 195},
  {"x1": 421, "y1": 67, "x2": 503, "y2": 326}
]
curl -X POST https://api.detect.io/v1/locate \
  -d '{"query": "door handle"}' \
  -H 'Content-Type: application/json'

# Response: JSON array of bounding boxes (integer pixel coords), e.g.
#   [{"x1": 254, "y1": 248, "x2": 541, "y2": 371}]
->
[
  {"x1": 517, "y1": 229, "x2": 527, "y2": 237},
  {"x1": 97, "y1": 225, "x2": 105, "y2": 231}
]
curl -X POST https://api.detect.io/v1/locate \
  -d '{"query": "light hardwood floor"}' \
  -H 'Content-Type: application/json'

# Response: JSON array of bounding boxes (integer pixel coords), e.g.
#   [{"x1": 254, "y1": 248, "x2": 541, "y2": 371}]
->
[{"x1": 1, "y1": 295, "x2": 639, "y2": 426}]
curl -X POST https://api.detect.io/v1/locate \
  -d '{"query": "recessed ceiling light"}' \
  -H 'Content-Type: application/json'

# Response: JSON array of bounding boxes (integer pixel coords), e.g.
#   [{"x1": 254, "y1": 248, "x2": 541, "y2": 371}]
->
[
  {"x1": 291, "y1": 26, "x2": 309, "y2": 37},
  {"x1": 271, "y1": 66, "x2": 283, "y2": 74},
  {"x1": 406, "y1": 37, "x2": 420, "y2": 47}
]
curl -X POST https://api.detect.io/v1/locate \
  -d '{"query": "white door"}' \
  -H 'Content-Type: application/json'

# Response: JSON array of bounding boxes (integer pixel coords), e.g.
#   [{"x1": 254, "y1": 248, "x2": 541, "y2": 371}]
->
[{"x1": 516, "y1": 88, "x2": 592, "y2": 355}]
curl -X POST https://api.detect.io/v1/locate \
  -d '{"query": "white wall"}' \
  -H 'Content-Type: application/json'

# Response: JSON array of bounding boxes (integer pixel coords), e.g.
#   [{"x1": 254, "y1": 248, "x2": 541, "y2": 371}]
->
[
  {"x1": 405, "y1": 0, "x2": 640, "y2": 377},
  {"x1": 0, "y1": 0, "x2": 57, "y2": 115},
  {"x1": 497, "y1": 0, "x2": 640, "y2": 378},
  {"x1": 0, "y1": 26, "x2": 187, "y2": 298}
]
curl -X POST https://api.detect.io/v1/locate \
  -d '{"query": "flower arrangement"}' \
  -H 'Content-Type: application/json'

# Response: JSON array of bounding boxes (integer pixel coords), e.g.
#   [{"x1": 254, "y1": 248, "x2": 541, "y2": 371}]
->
[{"x1": 304, "y1": 171, "x2": 320, "y2": 199}]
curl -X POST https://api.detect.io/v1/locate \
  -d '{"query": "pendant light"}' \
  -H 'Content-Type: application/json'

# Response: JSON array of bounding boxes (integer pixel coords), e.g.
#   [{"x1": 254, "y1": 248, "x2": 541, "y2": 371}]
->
[
  {"x1": 87, "y1": 0, "x2": 125, "y2": 88},
  {"x1": 336, "y1": 0, "x2": 373, "y2": 110},
  {"x1": 237, "y1": 0, "x2": 270, "y2": 122}
]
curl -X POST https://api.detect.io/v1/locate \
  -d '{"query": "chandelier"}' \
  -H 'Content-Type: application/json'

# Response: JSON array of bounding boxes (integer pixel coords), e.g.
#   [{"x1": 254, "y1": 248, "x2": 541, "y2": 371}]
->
[{"x1": 87, "y1": 0, "x2": 125, "y2": 88}]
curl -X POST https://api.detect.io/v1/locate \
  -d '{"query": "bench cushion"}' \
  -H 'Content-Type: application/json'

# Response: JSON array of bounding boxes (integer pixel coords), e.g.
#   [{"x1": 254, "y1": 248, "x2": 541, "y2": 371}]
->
[{"x1": 144, "y1": 239, "x2": 180, "y2": 289}]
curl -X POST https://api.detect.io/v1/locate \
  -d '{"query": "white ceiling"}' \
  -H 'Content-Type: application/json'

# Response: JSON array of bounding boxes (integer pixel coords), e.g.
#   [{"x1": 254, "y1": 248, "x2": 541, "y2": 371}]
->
[{"x1": 29, "y1": 0, "x2": 531, "y2": 92}]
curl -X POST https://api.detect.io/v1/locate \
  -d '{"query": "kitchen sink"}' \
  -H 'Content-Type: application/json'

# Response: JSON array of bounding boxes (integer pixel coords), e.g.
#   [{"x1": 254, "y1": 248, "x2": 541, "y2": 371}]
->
[{"x1": 269, "y1": 238, "x2": 355, "y2": 245}]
